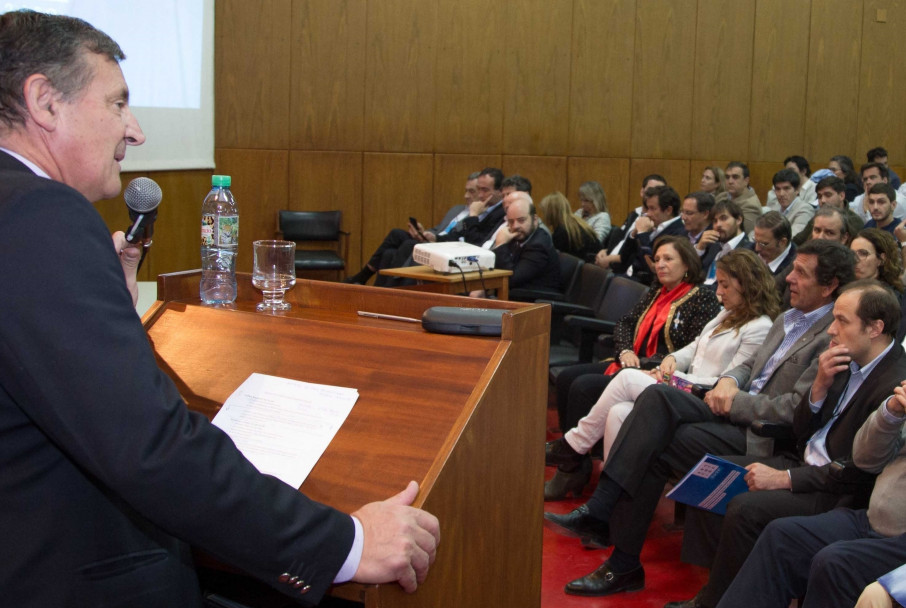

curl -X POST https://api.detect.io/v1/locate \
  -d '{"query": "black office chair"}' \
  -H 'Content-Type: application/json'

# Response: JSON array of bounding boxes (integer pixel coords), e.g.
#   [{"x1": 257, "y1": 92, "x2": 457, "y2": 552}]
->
[
  {"x1": 540, "y1": 264, "x2": 611, "y2": 346},
  {"x1": 277, "y1": 210, "x2": 349, "y2": 280},
  {"x1": 508, "y1": 252, "x2": 584, "y2": 302},
  {"x1": 548, "y1": 275, "x2": 649, "y2": 375}
]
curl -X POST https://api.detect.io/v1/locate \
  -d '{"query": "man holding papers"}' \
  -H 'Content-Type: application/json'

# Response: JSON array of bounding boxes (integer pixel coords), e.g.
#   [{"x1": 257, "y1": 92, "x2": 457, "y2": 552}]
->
[
  {"x1": 0, "y1": 11, "x2": 438, "y2": 607},
  {"x1": 669, "y1": 279, "x2": 906, "y2": 608}
]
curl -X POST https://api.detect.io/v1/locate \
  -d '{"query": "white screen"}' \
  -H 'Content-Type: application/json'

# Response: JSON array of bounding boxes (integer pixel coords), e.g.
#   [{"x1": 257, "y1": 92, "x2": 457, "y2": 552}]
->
[{"x1": 3, "y1": 0, "x2": 214, "y2": 171}]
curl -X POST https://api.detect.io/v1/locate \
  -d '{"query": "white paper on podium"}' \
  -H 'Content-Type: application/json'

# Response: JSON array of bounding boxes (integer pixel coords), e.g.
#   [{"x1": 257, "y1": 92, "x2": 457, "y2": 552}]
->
[{"x1": 212, "y1": 372, "x2": 359, "y2": 489}]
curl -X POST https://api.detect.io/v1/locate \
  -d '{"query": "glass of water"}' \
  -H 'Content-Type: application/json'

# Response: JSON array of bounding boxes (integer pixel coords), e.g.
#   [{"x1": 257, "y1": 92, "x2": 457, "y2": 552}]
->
[{"x1": 252, "y1": 240, "x2": 296, "y2": 312}]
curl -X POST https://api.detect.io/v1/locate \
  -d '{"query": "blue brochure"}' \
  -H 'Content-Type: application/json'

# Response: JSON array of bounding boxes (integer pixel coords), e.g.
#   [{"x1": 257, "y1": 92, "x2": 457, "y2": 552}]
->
[{"x1": 665, "y1": 453, "x2": 749, "y2": 515}]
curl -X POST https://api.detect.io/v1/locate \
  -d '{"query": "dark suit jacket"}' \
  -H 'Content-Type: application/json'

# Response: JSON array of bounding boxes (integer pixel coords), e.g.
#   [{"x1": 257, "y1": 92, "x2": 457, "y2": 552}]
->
[
  {"x1": 700, "y1": 233, "x2": 753, "y2": 274},
  {"x1": 724, "y1": 307, "x2": 834, "y2": 456},
  {"x1": 439, "y1": 199, "x2": 504, "y2": 246},
  {"x1": 0, "y1": 152, "x2": 352, "y2": 607},
  {"x1": 786, "y1": 343, "x2": 906, "y2": 496},
  {"x1": 605, "y1": 208, "x2": 640, "y2": 251},
  {"x1": 494, "y1": 226, "x2": 561, "y2": 291},
  {"x1": 618, "y1": 217, "x2": 687, "y2": 283}
]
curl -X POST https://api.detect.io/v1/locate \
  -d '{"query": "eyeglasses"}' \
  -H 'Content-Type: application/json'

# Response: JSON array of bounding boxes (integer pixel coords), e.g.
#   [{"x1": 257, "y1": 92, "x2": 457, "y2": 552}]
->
[
  {"x1": 754, "y1": 240, "x2": 775, "y2": 249},
  {"x1": 852, "y1": 249, "x2": 875, "y2": 260}
]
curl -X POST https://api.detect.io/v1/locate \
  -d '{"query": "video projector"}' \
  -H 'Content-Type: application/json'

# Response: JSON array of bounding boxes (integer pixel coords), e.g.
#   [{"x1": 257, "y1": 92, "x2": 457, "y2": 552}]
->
[{"x1": 412, "y1": 241, "x2": 496, "y2": 273}]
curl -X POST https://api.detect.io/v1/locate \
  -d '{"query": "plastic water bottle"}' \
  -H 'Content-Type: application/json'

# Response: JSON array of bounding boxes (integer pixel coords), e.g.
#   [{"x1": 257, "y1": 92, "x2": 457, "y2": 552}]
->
[{"x1": 200, "y1": 175, "x2": 238, "y2": 304}]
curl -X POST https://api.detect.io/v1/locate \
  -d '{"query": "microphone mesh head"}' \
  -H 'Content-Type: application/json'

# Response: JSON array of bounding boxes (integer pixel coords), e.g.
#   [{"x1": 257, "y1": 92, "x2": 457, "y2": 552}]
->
[{"x1": 124, "y1": 177, "x2": 162, "y2": 212}]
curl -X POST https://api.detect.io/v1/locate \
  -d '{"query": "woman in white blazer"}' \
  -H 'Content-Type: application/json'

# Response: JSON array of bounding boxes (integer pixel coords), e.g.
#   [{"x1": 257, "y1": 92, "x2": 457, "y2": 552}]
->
[{"x1": 546, "y1": 249, "x2": 782, "y2": 467}]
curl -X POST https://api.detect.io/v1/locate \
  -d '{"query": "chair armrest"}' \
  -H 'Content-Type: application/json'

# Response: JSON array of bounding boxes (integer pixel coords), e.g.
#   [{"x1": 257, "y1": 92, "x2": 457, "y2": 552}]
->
[
  {"x1": 750, "y1": 420, "x2": 796, "y2": 442},
  {"x1": 542, "y1": 301, "x2": 595, "y2": 317},
  {"x1": 509, "y1": 288, "x2": 567, "y2": 303},
  {"x1": 564, "y1": 316, "x2": 617, "y2": 334}
]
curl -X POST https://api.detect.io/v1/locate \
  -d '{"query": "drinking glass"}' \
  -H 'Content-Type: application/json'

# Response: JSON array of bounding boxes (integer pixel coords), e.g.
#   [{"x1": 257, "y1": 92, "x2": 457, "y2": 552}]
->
[{"x1": 252, "y1": 240, "x2": 296, "y2": 312}]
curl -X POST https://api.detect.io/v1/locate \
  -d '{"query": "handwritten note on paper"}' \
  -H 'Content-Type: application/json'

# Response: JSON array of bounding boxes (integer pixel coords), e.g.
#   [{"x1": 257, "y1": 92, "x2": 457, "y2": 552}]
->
[{"x1": 212, "y1": 373, "x2": 359, "y2": 489}]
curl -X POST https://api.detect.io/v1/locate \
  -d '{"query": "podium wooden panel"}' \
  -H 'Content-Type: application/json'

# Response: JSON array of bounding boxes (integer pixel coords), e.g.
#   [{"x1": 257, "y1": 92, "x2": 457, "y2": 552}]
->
[{"x1": 145, "y1": 272, "x2": 549, "y2": 607}]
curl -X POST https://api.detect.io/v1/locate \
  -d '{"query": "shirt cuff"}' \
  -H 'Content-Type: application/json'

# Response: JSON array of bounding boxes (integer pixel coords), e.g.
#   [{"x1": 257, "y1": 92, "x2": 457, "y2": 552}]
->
[
  {"x1": 333, "y1": 515, "x2": 364, "y2": 583},
  {"x1": 808, "y1": 388, "x2": 825, "y2": 413},
  {"x1": 719, "y1": 375, "x2": 740, "y2": 388},
  {"x1": 881, "y1": 396, "x2": 906, "y2": 425}
]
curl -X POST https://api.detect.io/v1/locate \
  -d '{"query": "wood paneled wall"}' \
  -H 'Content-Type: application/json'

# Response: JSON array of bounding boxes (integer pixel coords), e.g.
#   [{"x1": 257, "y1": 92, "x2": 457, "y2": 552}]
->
[{"x1": 97, "y1": 0, "x2": 906, "y2": 279}]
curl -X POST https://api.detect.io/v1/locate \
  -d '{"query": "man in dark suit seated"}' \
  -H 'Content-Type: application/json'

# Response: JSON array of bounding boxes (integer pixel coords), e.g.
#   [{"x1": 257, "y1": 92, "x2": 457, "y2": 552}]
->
[
  {"x1": 493, "y1": 194, "x2": 560, "y2": 293},
  {"x1": 544, "y1": 240, "x2": 855, "y2": 600},
  {"x1": 670, "y1": 279, "x2": 906, "y2": 608},
  {"x1": 597, "y1": 185, "x2": 687, "y2": 285},
  {"x1": 0, "y1": 11, "x2": 439, "y2": 607},
  {"x1": 754, "y1": 210, "x2": 797, "y2": 295},
  {"x1": 699, "y1": 200, "x2": 751, "y2": 287},
  {"x1": 717, "y1": 377, "x2": 906, "y2": 608}
]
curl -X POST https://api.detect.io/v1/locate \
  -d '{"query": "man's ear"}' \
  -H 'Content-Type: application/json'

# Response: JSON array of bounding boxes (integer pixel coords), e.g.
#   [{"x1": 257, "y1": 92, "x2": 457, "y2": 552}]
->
[{"x1": 22, "y1": 74, "x2": 60, "y2": 131}]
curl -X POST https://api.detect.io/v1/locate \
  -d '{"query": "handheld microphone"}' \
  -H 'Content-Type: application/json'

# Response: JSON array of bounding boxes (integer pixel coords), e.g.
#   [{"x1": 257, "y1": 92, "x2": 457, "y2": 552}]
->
[{"x1": 123, "y1": 177, "x2": 162, "y2": 246}]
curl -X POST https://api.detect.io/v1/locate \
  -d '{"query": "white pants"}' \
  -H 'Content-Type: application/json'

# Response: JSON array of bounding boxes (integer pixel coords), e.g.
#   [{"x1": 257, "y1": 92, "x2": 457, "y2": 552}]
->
[{"x1": 563, "y1": 368, "x2": 657, "y2": 463}]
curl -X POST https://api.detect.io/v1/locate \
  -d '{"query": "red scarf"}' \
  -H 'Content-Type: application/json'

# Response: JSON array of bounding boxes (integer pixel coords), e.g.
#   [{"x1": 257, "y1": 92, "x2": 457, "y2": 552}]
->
[{"x1": 604, "y1": 282, "x2": 693, "y2": 375}]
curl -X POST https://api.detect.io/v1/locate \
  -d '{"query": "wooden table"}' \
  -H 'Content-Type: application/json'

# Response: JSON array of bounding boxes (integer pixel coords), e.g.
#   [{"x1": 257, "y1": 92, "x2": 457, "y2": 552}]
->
[
  {"x1": 146, "y1": 271, "x2": 548, "y2": 608},
  {"x1": 379, "y1": 264, "x2": 512, "y2": 300}
]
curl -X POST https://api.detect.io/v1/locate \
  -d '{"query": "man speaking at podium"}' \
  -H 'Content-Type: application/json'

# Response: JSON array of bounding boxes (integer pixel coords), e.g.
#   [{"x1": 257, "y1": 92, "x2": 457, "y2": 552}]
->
[{"x1": 0, "y1": 10, "x2": 439, "y2": 608}]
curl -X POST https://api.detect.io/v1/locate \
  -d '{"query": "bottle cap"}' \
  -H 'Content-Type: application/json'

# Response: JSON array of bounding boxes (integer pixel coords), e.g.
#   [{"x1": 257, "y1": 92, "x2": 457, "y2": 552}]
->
[{"x1": 212, "y1": 175, "x2": 232, "y2": 187}]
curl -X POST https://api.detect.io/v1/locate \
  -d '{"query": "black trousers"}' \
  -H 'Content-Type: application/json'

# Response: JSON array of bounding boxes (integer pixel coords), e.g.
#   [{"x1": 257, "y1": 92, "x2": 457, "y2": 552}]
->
[
  {"x1": 598, "y1": 384, "x2": 747, "y2": 557},
  {"x1": 682, "y1": 453, "x2": 841, "y2": 607},
  {"x1": 716, "y1": 508, "x2": 906, "y2": 608}
]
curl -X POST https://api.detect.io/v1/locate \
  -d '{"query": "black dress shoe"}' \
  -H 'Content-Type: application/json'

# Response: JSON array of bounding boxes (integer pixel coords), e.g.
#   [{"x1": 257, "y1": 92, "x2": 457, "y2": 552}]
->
[
  {"x1": 664, "y1": 594, "x2": 709, "y2": 608},
  {"x1": 564, "y1": 562, "x2": 644, "y2": 596},
  {"x1": 543, "y1": 504, "x2": 611, "y2": 548},
  {"x1": 545, "y1": 437, "x2": 584, "y2": 467},
  {"x1": 543, "y1": 457, "x2": 592, "y2": 501}
]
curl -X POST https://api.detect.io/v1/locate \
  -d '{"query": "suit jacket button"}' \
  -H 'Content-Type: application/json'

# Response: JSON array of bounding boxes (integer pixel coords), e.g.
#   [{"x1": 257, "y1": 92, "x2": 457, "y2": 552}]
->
[
  {"x1": 299, "y1": 585, "x2": 312, "y2": 594},
  {"x1": 278, "y1": 573, "x2": 292, "y2": 583},
  {"x1": 292, "y1": 579, "x2": 306, "y2": 589}
]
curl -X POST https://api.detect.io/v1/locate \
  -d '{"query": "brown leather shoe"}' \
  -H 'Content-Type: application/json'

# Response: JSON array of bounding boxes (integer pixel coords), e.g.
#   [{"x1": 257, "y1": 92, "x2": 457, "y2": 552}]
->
[{"x1": 564, "y1": 562, "x2": 644, "y2": 596}]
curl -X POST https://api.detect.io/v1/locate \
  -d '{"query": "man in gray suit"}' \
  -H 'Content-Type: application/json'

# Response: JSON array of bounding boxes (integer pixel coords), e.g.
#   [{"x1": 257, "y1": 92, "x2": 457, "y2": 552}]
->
[{"x1": 544, "y1": 239, "x2": 856, "y2": 599}]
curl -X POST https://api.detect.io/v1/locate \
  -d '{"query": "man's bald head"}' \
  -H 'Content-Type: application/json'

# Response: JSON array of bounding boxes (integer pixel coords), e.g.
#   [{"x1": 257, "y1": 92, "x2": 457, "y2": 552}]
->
[{"x1": 506, "y1": 195, "x2": 536, "y2": 242}]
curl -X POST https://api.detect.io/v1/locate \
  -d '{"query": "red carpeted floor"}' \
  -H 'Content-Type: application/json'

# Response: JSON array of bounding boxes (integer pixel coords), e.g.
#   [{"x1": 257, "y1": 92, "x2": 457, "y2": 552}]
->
[{"x1": 542, "y1": 409, "x2": 710, "y2": 608}]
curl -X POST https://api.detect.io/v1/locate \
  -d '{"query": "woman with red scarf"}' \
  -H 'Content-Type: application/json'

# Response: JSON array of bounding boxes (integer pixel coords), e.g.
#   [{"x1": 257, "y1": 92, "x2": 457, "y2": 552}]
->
[{"x1": 546, "y1": 236, "x2": 721, "y2": 500}]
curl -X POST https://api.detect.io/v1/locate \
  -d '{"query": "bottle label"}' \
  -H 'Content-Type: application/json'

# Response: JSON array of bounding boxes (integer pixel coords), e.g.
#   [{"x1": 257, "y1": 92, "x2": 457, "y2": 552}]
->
[
  {"x1": 217, "y1": 215, "x2": 239, "y2": 246},
  {"x1": 201, "y1": 214, "x2": 214, "y2": 246}
]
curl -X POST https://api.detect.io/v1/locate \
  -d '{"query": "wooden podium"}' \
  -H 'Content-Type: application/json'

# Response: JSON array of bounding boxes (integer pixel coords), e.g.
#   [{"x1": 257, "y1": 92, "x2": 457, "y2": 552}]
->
[{"x1": 144, "y1": 272, "x2": 549, "y2": 607}]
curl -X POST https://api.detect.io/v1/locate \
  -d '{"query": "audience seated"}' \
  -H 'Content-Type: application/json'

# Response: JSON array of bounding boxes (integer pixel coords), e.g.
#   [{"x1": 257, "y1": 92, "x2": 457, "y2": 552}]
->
[
  {"x1": 670, "y1": 278, "x2": 906, "y2": 608},
  {"x1": 699, "y1": 200, "x2": 751, "y2": 286},
  {"x1": 680, "y1": 191, "x2": 715, "y2": 250},
  {"x1": 829, "y1": 155, "x2": 863, "y2": 202},
  {"x1": 850, "y1": 162, "x2": 906, "y2": 224},
  {"x1": 766, "y1": 155, "x2": 817, "y2": 208},
  {"x1": 345, "y1": 171, "x2": 480, "y2": 284},
  {"x1": 537, "y1": 192, "x2": 601, "y2": 261},
  {"x1": 753, "y1": 211, "x2": 796, "y2": 294},
  {"x1": 545, "y1": 249, "x2": 778, "y2": 477},
  {"x1": 574, "y1": 181, "x2": 612, "y2": 243},
  {"x1": 492, "y1": 194, "x2": 560, "y2": 293},
  {"x1": 793, "y1": 175, "x2": 864, "y2": 246},
  {"x1": 543, "y1": 240, "x2": 855, "y2": 601},
  {"x1": 546, "y1": 236, "x2": 721, "y2": 500},
  {"x1": 597, "y1": 185, "x2": 687, "y2": 285},
  {"x1": 851, "y1": 228, "x2": 906, "y2": 342},
  {"x1": 766, "y1": 167, "x2": 814, "y2": 238},
  {"x1": 725, "y1": 162, "x2": 762, "y2": 235},
  {"x1": 699, "y1": 166, "x2": 730, "y2": 204},
  {"x1": 482, "y1": 174, "x2": 535, "y2": 248},
  {"x1": 717, "y1": 371, "x2": 906, "y2": 608},
  {"x1": 604, "y1": 174, "x2": 666, "y2": 251}
]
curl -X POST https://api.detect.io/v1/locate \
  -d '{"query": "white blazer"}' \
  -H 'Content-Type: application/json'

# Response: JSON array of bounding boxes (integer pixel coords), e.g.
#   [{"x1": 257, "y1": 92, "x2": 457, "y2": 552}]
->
[{"x1": 669, "y1": 309, "x2": 773, "y2": 386}]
